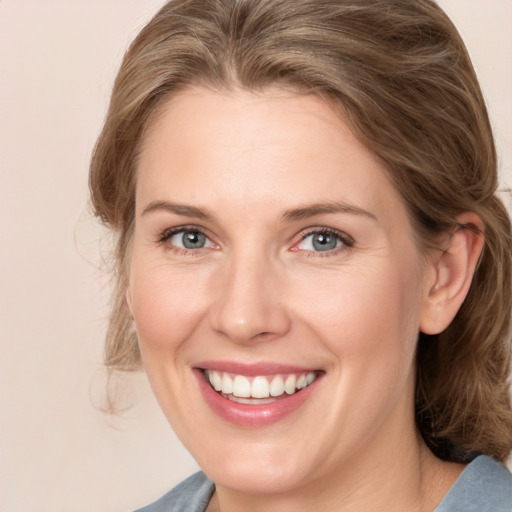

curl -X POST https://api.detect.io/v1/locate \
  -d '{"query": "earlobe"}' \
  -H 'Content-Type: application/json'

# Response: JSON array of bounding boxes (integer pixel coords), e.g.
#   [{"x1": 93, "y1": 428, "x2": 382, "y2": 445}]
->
[{"x1": 420, "y1": 213, "x2": 484, "y2": 335}]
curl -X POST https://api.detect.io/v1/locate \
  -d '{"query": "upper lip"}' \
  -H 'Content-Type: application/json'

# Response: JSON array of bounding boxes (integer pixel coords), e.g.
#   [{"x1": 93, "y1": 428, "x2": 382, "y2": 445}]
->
[{"x1": 195, "y1": 360, "x2": 322, "y2": 376}]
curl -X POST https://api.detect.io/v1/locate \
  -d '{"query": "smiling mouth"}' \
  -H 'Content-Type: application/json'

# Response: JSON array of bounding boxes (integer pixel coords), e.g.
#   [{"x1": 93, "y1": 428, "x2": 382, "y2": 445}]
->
[{"x1": 203, "y1": 369, "x2": 320, "y2": 404}]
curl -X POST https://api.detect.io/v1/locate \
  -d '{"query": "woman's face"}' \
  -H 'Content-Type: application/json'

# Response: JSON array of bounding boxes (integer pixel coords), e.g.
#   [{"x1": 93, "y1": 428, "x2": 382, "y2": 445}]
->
[{"x1": 128, "y1": 87, "x2": 435, "y2": 495}]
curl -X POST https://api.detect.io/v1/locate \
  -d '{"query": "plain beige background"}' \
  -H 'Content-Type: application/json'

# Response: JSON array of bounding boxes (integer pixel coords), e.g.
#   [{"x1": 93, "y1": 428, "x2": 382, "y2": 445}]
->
[{"x1": 0, "y1": 1, "x2": 511, "y2": 511}]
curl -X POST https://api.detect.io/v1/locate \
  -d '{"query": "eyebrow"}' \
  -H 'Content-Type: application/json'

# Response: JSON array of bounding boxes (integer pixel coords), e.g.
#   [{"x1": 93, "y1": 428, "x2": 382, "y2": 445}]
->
[
  {"x1": 141, "y1": 200, "x2": 211, "y2": 219},
  {"x1": 141, "y1": 199, "x2": 377, "y2": 223},
  {"x1": 281, "y1": 202, "x2": 377, "y2": 222},
  {"x1": 282, "y1": 202, "x2": 377, "y2": 221}
]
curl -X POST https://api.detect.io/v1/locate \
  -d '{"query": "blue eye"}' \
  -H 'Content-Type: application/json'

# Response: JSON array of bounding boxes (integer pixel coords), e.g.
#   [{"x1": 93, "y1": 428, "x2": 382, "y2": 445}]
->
[
  {"x1": 171, "y1": 230, "x2": 207, "y2": 249},
  {"x1": 158, "y1": 228, "x2": 216, "y2": 252},
  {"x1": 298, "y1": 230, "x2": 350, "y2": 252}
]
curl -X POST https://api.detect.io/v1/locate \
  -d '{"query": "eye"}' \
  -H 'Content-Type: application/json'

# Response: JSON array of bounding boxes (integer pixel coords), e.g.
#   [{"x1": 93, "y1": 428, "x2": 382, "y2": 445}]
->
[
  {"x1": 171, "y1": 230, "x2": 208, "y2": 249},
  {"x1": 158, "y1": 227, "x2": 217, "y2": 253},
  {"x1": 294, "y1": 229, "x2": 353, "y2": 253}
]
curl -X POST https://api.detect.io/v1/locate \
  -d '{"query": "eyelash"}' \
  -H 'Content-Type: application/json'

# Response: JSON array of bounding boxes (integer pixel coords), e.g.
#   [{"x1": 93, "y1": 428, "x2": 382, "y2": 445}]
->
[
  {"x1": 156, "y1": 225, "x2": 214, "y2": 256},
  {"x1": 156, "y1": 226, "x2": 354, "y2": 257},
  {"x1": 295, "y1": 228, "x2": 354, "y2": 257}
]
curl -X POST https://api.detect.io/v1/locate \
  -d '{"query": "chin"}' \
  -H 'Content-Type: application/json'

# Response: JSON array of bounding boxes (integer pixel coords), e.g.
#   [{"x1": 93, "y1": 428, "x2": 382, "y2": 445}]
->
[
  {"x1": 205, "y1": 456, "x2": 310, "y2": 495},
  {"x1": 184, "y1": 429, "x2": 322, "y2": 495}
]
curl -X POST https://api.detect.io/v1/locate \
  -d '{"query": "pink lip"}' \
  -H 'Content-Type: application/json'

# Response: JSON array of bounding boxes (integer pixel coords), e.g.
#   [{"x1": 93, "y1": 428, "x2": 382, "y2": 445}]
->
[
  {"x1": 193, "y1": 364, "x2": 323, "y2": 427},
  {"x1": 195, "y1": 360, "x2": 318, "y2": 376}
]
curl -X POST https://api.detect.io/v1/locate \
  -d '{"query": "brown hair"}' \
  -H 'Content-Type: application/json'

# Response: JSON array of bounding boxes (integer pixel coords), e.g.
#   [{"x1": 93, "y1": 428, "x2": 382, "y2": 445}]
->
[{"x1": 89, "y1": 0, "x2": 512, "y2": 462}]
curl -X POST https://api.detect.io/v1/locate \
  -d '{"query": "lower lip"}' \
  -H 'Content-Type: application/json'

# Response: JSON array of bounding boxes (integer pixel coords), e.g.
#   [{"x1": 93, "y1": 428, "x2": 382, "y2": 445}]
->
[{"x1": 194, "y1": 369, "x2": 321, "y2": 427}]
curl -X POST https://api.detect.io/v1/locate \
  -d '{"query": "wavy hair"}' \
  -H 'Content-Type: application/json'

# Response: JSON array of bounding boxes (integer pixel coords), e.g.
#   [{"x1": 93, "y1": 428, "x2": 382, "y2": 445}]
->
[{"x1": 89, "y1": 0, "x2": 512, "y2": 461}]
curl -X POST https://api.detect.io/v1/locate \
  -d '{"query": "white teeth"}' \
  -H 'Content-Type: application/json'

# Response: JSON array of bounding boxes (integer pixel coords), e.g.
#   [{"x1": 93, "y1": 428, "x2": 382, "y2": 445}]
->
[
  {"x1": 205, "y1": 370, "x2": 318, "y2": 399},
  {"x1": 251, "y1": 376, "x2": 270, "y2": 398},
  {"x1": 269, "y1": 375, "x2": 285, "y2": 397},
  {"x1": 221, "y1": 373, "x2": 233, "y2": 394},
  {"x1": 233, "y1": 375, "x2": 251, "y2": 397},
  {"x1": 209, "y1": 370, "x2": 222, "y2": 391},
  {"x1": 284, "y1": 374, "x2": 296, "y2": 394}
]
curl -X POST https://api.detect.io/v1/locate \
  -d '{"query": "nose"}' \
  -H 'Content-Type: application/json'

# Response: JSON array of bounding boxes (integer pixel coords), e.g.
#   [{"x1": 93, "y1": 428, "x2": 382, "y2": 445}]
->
[{"x1": 209, "y1": 250, "x2": 292, "y2": 345}]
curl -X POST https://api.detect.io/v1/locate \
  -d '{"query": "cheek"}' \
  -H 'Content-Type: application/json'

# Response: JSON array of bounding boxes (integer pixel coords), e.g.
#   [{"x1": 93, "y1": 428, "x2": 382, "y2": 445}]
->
[
  {"x1": 128, "y1": 263, "x2": 213, "y2": 425},
  {"x1": 297, "y1": 260, "x2": 423, "y2": 371},
  {"x1": 129, "y1": 263, "x2": 210, "y2": 356},
  {"x1": 301, "y1": 263, "x2": 424, "y2": 439}
]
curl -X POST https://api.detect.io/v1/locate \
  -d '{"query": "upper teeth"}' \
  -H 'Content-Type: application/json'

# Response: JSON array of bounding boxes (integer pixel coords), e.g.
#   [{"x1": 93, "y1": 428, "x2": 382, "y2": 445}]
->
[{"x1": 205, "y1": 370, "x2": 317, "y2": 398}]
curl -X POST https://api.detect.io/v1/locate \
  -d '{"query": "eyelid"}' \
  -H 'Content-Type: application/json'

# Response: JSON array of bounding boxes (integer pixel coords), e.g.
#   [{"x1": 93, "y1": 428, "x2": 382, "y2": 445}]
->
[
  {"x1": 155, "y1": 224, "x2": 353, "y2": 256},
  {"x1": 292, "y1": 227, "x2": 354, "y2": 253},
  {"x1": 156, "y1": 225, "x2": 218, "y2": 253}
]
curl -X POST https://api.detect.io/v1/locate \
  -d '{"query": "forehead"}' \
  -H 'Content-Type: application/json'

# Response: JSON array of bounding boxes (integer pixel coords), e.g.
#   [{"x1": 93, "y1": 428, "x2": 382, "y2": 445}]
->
[{"x1": 136, "y1": 86, "x2": 408, "y2": 231}]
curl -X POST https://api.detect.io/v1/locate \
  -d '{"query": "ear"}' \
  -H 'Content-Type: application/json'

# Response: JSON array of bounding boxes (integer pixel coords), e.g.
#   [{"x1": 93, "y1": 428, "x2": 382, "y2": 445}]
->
[{"x1": 419, "y1": 213, "x2": 484, "y2": 335}]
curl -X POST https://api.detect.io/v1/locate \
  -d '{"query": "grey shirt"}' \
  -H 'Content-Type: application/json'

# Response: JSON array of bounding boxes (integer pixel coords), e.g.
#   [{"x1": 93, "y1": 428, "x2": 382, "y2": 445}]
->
[{"x1": 134, "y1": 455, "x2": 512, "y2": 512}]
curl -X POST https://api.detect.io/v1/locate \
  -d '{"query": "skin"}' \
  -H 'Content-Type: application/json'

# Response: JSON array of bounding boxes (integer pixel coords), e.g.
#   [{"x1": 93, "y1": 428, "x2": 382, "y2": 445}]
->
[{"x1": 127, "y1": 87, "x2": 482, "y2": 512}]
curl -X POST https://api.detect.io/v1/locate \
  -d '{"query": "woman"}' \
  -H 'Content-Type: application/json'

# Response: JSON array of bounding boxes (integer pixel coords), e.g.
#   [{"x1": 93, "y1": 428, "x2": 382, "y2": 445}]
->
[{"x1": 89, "y1": 0, "x2": 512, "y2": 510}]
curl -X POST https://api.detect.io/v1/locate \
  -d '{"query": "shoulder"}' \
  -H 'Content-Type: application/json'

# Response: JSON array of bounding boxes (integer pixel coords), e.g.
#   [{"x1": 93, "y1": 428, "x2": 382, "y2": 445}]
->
[
  {"x1": 435, "y1": 455, "x2": 512, "y2": 512},
  {"x1": 133, "y1": 472, "x2": 215, "y2": 512}
]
